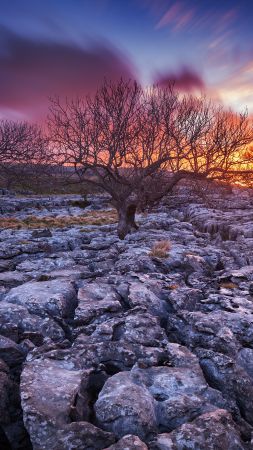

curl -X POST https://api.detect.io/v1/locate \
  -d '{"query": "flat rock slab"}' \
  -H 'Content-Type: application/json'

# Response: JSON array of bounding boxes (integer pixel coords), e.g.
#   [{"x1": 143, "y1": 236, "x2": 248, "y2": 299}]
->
[{"x1": 4, "y1": 279, "x2": 77, "y2": 319}]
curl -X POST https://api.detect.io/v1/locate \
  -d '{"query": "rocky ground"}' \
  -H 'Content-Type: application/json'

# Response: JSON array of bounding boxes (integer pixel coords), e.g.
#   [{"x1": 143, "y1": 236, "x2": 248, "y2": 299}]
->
[{"x1": 1, "y1": 188, "x2": 253, "y2": 449}]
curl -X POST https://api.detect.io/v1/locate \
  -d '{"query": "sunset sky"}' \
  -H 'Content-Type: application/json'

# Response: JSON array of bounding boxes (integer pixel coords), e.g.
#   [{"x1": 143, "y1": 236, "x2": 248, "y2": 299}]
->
[{"x1": 0, "y1": 0, "x2": 253, "y2": 121}]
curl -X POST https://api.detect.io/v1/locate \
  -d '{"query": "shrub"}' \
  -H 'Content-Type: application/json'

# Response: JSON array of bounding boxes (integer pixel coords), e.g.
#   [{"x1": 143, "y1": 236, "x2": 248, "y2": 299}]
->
[{"x1": 149, "y1": 240, "x2": 171, "y2": 258}]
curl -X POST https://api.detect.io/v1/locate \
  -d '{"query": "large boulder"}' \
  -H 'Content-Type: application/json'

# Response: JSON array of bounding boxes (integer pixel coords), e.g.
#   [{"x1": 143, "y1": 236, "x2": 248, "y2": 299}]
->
[
  {"x1": 21, "y1": 358, "x2": 91, "y2": 450},
  {"x1": 95, "y1": 371, "x2": 157, "y2": 440}
]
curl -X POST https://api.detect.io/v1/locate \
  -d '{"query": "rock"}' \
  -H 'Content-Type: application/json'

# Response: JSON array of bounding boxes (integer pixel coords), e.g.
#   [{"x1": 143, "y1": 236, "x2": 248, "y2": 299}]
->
[
  {"x1": 4, "y1": 279, "x2": 77, "y2": 319},
  {"x1": 131, "y1": 365, "x2": 208, "y2": 401},
  {"x1": 0, "y1": 360, "x2": 12, "y2": 424},
  {"x1": 149, "y1": 409, "x2": 246, "y2": 449},
  {"x1": 74, "y1": 282, "x2": 123, "y2": 326},
  {"x1": 0, "y1": 260, "x2": 15, "y2": 272},
  {"x1": 197, "y1": 349, "x2": 253, "y2": 426},
  {"x1": 95, "y1": 363, "x2": 224, "y2": 441},
  {"x1": 87, "y1": 310, "x2": 168, "y2": 348},
  {"x1": 230, "y1": 266, "x2": 253, "y2": 280},
  {"x1": 0, "y1": 301, "x2": 65, "y2": 343},
  {"x1": 166, "y1": 343, "x2": 200, "y2": 368},
  {"x1": 114, "y1": 249, "x2": 156, "y2": 274},
  {"x1": 156, "y1": 394, "x2": 216, "y2": 432},
  {"x1": 105, "y1": 435, "x2": 148, "y2": 449},
  {"x1": 15, "y1": 257, "x2": 75, "y2": 274},
  {"x1": 183, "y1": 253, "x2": 210, "y2": 273},
  {"x1": 31, "y1": 229, "x2": 52, "y2": 238},
  {"x1": 166, "y1": 286, "x2": 204, "y2": 312},
  {"x1": 237, "y1": 348, "x2": 253, "y2": 379},
  {"x1": 0, "y1": 335, "x2": 25, "y2": 367},
  {"x1": 95, "y1": 371, "x2": 157, "y2": 440},
  {"x1": 21, "y1": 358, "x2": 91, "y2": 450},
  {"x1": 126, "y1": 281, "x2": 168, "y2": 318},
  {"x1": 46, "y1": 422, "x2": 115, "y2": 450},
  {"x1": 167, "y1": 309, "x2": 251, "y2": 357},
  {"x1": 0, "y1": 271, "x2": 30, "y2": 288},
  {"x1": 248, "y1": 282, "x2": 253, "y2": 295},
  {"x1": 2, "y1": 190, "x2": 253, "y2": 447}
]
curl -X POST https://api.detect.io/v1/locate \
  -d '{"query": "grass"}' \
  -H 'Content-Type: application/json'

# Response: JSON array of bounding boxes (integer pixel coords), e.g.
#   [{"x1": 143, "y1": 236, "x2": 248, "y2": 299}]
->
[
  {"x1": 219, "y1": 281, "x2": 238, "y2": 289},
  {"x1": 0, "y1": 210, "x2": 118, "y2": 230},
  {"x1": 149, "y1": 240, "x2": 171, "y2": 258}
]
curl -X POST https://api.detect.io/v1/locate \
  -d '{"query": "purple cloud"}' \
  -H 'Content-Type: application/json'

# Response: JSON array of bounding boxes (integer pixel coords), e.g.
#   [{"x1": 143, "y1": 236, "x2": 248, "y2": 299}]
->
[
  {"x1": 154, "y1": 66, "x2": 205, "y2": 92},
  {"x1": 0, "y1": 27, "x2": 136, "y2": 121}
]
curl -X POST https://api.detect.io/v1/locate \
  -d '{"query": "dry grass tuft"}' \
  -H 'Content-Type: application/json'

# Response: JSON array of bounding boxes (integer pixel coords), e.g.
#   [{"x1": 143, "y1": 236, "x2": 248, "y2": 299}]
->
[
  {"x1": 219, "y1": 281, "x2": 237, "y2": 290},
  {"x1": 149, "y1": 240, "x2": 171, "y2": 258},
  {"x1": 168, "y1": 284, "x2": 179, "y2": 290},
  {"x1": 0, "y1": 210, "x2": 118, "y2": 230}
]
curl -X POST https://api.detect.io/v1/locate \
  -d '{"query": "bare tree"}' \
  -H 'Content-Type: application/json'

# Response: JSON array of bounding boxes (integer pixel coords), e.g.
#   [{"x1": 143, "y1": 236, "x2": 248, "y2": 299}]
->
[
  {"x1": 182, "y1": 102, "x2": 253, "y2": 181},
  {"x1": 0, "y1": 120, "x2": 50, "y2": 191},
  {"x1": 48, "y1": 80, "x2": 253, "y2": 239}
]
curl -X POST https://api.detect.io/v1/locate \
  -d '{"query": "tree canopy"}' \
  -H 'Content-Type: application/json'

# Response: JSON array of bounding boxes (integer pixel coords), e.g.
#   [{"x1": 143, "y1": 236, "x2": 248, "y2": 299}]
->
[{"x1": 48, "y1": 80, "x2": 253, "y2": 238}]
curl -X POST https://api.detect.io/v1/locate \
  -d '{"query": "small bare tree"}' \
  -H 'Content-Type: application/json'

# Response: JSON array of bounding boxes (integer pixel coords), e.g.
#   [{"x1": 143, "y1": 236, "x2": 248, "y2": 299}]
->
[
  {"x1": 0, "y1": 120, "x2": 50, "y2": 191},
  {"x1": 48, "y1": 80, "x2": 253, "y2": 238}
]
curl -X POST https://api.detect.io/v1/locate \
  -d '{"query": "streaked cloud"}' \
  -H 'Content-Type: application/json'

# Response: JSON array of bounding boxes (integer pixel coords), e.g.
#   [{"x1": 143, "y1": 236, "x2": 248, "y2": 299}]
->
[
  {"x1": 0, "y1": 27, "x2": 136, "y2": 121},
  {"x1": 155, "y1": 2, "x2": 194, "y2": 31},
  {"x1": 155, "y1": 1, "x2": 237, "y2": 35},
  {"x1": 215, "y1": 61, "x2": 253, "y2": 112}
]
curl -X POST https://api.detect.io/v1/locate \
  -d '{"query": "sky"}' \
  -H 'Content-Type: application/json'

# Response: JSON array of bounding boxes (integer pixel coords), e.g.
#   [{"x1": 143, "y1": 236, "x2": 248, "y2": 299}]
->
[{"x1": 0, "y1": 0, "x2": 253, "y2": 121}]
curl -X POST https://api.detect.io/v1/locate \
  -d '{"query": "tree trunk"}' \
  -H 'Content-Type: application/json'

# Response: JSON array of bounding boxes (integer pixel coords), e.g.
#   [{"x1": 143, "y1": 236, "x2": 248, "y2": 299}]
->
[{"x1": 117, "y1": 203, "x2": 138, "y2": 240}]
